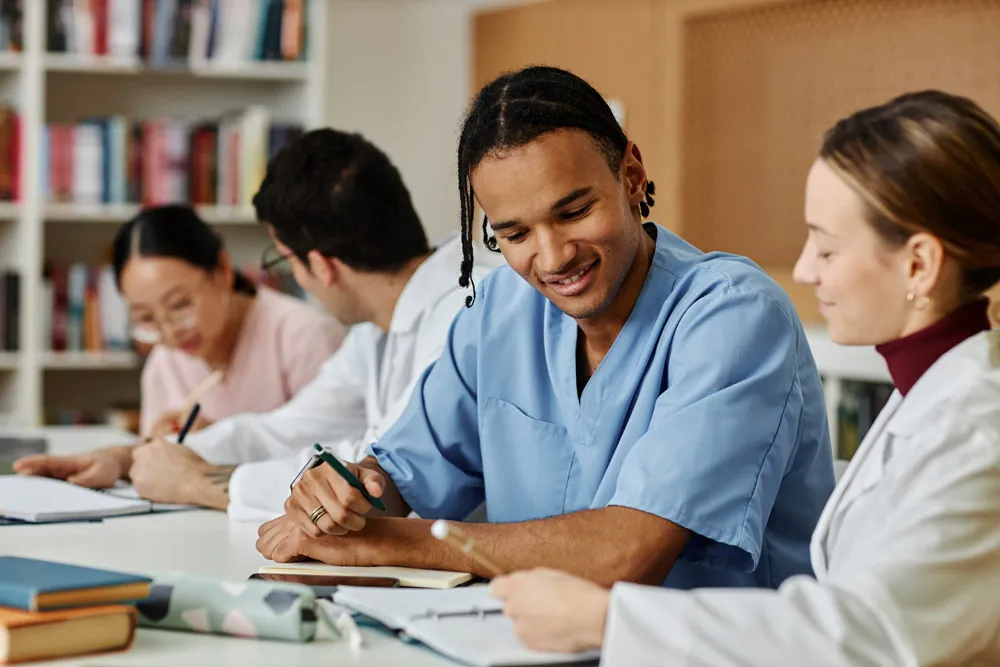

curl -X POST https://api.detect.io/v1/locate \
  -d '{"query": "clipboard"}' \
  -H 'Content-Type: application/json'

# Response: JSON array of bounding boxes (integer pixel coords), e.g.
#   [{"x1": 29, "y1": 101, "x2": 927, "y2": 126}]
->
[{"x1": 332, "y1": 586, "x2": 599, "y2": 666}]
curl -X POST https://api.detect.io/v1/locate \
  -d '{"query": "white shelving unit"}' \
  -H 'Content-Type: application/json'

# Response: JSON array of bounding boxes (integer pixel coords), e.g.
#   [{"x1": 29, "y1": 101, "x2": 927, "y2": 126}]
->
[
  {"x1": 0, "y1": 1, "x2": 330, "y2": 426},
  {"x1": 804, "y1": 325, "x2": 891, "y2": 450}
]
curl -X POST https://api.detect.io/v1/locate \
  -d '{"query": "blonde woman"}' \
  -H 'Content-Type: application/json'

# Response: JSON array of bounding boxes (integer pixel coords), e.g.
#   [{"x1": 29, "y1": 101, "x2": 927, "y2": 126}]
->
[{"x1": 492, "y1": 90, "x2": 1000, "y2": 666}]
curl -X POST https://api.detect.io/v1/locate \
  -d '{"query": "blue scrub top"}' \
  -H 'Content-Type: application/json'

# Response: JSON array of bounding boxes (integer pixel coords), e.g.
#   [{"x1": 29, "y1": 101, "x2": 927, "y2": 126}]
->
[{"x1": 372, "y1": 223, "x2": 834, "y2": 589}]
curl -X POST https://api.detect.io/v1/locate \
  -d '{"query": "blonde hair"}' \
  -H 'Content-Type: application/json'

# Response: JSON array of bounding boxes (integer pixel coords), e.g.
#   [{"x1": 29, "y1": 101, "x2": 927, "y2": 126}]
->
[{"x1": 820, "y1": 90, "x2": 1000, "y2": 300}]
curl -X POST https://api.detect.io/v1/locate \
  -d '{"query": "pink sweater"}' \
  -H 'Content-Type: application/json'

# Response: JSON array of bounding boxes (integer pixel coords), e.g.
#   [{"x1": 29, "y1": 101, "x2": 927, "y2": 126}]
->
[{"x1": 139, "y1": 287, "x2": 344, "y2": 436}]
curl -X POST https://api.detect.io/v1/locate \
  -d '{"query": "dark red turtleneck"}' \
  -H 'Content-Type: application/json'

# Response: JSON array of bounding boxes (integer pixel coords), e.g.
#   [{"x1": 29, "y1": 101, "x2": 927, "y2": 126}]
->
[{"x1": 875, "y1": 299, "x2": 991, "y2": 396}]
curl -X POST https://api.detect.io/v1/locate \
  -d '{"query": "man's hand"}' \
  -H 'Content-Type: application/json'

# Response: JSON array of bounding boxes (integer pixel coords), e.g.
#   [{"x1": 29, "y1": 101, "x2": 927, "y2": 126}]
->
[
  {"x1": 491, "y1": 568, "x2": 610, "y2": 653},
  {"x1": 129, "y1": 440, "x2": 234, "y2": 510},
  {"x1": 13, "y1": 449, "x2": 126, "y2": 488},
  {"x1": 148, "y1": 410, "x2": 214, "y2": 440},
  {"x1": 256, "y1": 515, "x2": 386, "y2": 566},
  {"x1": 285, "y1": 461, "x2": 387, "y2": 537},
  {"x1": 256, "y1": 515, "x2": 313, "y2": 563}
]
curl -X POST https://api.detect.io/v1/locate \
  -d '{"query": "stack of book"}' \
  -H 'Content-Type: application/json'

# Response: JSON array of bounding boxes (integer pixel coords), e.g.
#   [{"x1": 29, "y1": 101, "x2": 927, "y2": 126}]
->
[
  {"x1": 0, "y1": 556, "x2": 149, "y2": 664},
  {"x1": 43, "y1": 111, "x2": 302, "y2": 208},
  {"x1": 47, "y1": 0, "x2": 308, "y2": 65}
]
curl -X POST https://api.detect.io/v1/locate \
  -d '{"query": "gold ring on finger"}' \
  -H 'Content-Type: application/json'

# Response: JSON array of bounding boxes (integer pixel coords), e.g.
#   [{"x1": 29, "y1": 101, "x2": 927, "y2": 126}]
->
[{"x1": 309, "y1": 505, "x2": 327, "y2": 524}]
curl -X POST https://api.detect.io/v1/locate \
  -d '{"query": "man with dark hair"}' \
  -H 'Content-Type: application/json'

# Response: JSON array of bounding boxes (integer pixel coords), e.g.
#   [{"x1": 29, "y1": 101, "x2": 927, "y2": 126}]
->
[
  {"x1": 262, "y1": 66, "x2": 834, "y2": 592},
  {"x1": 119, "y1": 128, "x2": 498, "y2": 518}
]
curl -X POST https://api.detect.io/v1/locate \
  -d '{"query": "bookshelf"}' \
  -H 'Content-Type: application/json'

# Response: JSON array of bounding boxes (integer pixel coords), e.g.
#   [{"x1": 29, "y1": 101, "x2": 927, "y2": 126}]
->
[{"x1": 0, "y1": 1, "x2": 329, "y2": 427}]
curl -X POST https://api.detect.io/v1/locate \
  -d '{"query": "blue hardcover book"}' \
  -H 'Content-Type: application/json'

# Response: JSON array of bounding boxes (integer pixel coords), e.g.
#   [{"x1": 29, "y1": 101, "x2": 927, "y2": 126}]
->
[{"x1": 0, "y1": 557, "x2": 152, "y2": 612}]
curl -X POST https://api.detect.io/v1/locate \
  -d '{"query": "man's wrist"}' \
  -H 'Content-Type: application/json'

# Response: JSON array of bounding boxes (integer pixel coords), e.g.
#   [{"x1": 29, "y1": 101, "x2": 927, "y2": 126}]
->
[
  {"x1": 188, "y1": 463, "x2": 236, "y2": 510},
  {"x1": 307, "y1": 517, "x2": 425, "y2": 568}
]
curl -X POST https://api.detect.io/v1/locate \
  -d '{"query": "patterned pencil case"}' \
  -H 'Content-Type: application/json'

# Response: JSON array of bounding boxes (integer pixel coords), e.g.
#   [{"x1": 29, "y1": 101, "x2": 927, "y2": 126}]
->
[{"x1": 135, "y1": 574, "x2": 321, "y2": 642}]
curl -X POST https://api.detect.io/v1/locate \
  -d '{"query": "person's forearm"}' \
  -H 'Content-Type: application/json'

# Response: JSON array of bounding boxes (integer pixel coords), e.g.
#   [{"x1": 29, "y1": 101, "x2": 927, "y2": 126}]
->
[
  {"x1": 357, "y1": 455, "x2": 411, "y2": 517},
  {"x1": 308, "y1": 506, "x2": 689, "y2": 586}
]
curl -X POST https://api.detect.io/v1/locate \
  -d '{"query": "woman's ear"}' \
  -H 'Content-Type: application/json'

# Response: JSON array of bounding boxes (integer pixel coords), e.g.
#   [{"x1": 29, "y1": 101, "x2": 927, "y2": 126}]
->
[{"x1": 904, "y1": 231, "x2": 946, "y2": 304}]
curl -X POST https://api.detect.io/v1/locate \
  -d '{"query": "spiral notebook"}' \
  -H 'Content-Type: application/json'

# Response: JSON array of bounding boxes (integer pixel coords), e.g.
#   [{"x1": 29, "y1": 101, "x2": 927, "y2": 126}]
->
[{"x1": 332, "y1": 586, "x2": 599, "y2": 666}]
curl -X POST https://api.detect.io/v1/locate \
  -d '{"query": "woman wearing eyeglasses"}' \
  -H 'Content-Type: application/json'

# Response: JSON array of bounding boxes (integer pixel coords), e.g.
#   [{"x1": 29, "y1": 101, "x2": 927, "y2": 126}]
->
[{"x1": 14, "y1": 204, "x2": 343, "y2": 487}]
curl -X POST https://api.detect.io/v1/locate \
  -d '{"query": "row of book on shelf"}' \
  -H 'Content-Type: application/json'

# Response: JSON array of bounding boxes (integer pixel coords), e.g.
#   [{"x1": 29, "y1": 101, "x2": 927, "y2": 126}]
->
[
  {"x1": 40, "y1": 261, "x2": 302, "y2": 355},
  {"x1": 43, "y1": 109, "x2": 302, "y2": 207},
  {"x1": 0, "y1": 104, "x2": 302, "y2": 206},
  {"x1": 49, "y1": 0, "x2": 307, "y2": 65},
  {"x1": 835, "y1": 379, "x2": 895, "y2": 461}
]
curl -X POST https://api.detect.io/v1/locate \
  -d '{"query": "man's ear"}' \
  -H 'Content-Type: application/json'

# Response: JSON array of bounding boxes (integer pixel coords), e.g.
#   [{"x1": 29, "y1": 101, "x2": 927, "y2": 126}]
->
[
  {"x1": 306, "y1": 250, "x2": 338, "y2": 288},
  {"x1": 621, "y1": 141, "x2": 648, "y2": 210}
]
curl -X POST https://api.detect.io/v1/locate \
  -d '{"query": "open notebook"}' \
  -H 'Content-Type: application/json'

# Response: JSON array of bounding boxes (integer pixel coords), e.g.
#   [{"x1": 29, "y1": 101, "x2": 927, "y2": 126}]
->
[
  {"x1": 333, "y1": 586, "x2": 599, "y2": 667},
  {"x1": 258, "y1": 562, "x2": 473, "y2": 589},
  {"x1": 0, "y1": 477, "x2": 196, "y2": 523}
]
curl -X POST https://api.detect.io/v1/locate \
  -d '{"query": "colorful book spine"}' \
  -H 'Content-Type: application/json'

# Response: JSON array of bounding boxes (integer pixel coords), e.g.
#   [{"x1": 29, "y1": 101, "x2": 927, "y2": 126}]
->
[
  {"x1": 45, "y1": 112, "x2": 301, "y2": 207},
  {"x1": 47, "y1": 0, "x2": 305, "y2": 63}
]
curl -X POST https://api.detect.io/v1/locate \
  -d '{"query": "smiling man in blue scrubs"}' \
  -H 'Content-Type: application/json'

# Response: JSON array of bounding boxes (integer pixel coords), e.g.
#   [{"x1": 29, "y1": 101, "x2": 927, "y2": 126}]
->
[{"x1": 257, "y1": 66, "x2": 835, "y2": 590}]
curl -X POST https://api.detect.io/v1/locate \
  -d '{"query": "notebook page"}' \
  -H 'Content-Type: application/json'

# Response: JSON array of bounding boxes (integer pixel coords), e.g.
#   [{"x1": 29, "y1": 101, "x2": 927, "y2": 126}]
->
[
  {"x1": 0, "y1": 476, "x2": 150, "y2": 522},
  {"x1": 406, "y1": 614, "x2": 600, "y2": 667},
  {"x1": 332, "y1": 585, "x2": 501, "y2": 630},
  {"x1": 260, "y1": 562, "x2": 473, "y2": 588}
]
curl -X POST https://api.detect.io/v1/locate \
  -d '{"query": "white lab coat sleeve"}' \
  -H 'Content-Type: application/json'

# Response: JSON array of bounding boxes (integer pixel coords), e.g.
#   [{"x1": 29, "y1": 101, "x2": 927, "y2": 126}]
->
[
  {"x1": 183, "y1": 327, "x2": 371, "y2": 465},
  {"x1": 226, "y1": 447, "x2": 318, "y2": 523},
  {"x1": 601, "y1": 415, "x2": 1000, "y2": 667}
]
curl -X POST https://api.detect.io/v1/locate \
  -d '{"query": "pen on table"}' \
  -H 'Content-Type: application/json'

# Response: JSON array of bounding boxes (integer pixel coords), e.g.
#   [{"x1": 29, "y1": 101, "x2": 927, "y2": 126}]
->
[
  {"x1": 176, "y1": 403, "x2": 201, "y2": 445},
  {"x1": 430, "y1": 519, "x2": 506, "y2": 578},
  {"x1": 311, "y1": 443, "x2": 387, "y2": 512}
]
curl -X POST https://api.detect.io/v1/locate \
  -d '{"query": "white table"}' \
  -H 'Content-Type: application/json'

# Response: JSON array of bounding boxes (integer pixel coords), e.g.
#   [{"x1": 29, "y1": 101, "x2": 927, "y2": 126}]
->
[{"x1": 1, "y1": 510, "x2": 456, "y2": 666}]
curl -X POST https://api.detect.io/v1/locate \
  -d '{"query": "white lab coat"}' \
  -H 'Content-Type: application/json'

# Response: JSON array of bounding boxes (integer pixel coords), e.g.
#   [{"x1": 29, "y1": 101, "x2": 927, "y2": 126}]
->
[
  {"x1": 180, "y1": 235, "x2": 500, "y2": 522},
  {"x1": 601, "y1": 329, "x2": 1000, "y2": 667}
]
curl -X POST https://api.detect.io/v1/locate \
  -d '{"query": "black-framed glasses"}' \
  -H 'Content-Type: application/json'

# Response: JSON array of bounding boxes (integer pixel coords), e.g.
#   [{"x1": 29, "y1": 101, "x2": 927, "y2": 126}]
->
[{"x1": 261, "y1": 245, "x2": 294, "y2": 272}]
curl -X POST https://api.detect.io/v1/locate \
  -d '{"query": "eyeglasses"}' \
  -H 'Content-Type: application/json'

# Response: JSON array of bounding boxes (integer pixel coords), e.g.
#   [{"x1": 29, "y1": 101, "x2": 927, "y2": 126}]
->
[
  {"x1": 261, "y1": 245, "x2": 294, "y2": 272},
  {"x1": 129, "y1": 277, "x2": 211, "y2": 345},
  {"x1": 130, "y1": 300, "x2": 201, "y2": 345}
]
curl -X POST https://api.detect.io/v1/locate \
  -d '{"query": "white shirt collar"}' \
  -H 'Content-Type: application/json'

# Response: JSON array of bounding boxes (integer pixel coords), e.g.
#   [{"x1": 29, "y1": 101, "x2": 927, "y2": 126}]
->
[{"x1": 389, "y1": 234, "x2": 466, "y2": 334}]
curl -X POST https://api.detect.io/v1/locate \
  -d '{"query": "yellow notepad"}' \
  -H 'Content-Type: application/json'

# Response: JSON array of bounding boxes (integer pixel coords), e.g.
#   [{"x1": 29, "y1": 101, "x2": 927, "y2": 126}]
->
[{"x1": 257, "y1": 563, "x2": 473, "y2": 589}]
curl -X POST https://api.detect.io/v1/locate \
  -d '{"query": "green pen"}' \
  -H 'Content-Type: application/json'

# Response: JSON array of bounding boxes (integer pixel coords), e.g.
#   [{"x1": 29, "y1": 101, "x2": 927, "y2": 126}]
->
[{"x1": 311, "y1": 444, "x2": 386, "y2": 512}]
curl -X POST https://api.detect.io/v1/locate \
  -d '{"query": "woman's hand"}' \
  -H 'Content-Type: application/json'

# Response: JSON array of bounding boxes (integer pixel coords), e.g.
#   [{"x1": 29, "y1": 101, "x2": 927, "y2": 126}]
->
[
  {"x1": 148, "y1": 410, "x2": 214, "y2": 440},
  {"x1": 491, "y1": 568, "x2": 610, "y2": 653}
]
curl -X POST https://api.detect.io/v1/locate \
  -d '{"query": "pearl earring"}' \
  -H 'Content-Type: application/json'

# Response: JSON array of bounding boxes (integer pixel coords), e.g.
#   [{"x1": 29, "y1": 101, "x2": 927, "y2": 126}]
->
[{"x1": 907, "y1": 292, "x2": 930, "y2": 309}]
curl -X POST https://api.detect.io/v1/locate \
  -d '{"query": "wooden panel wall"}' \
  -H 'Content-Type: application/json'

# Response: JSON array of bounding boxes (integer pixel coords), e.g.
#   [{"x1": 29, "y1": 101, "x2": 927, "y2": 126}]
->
[
  {"x1": 474, "y1": 0, "x2": 670, "y2": 223},
  {"x1": 681, "y1": 0, "x2": 1000, "y2": 270}
]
